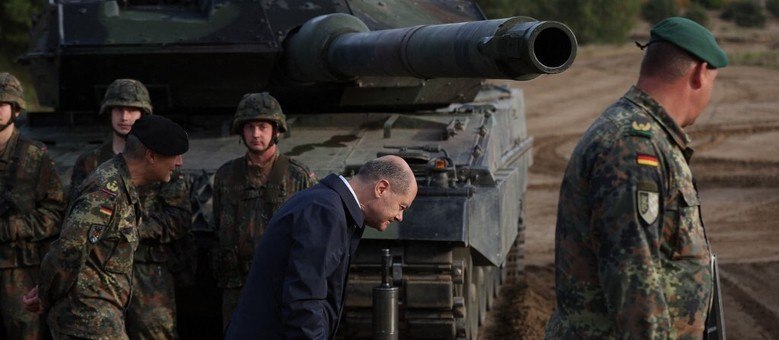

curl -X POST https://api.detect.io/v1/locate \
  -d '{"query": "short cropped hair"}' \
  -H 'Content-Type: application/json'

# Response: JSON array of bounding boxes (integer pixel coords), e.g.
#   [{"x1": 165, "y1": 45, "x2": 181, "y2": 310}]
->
[
  {"x1": 123, "y1": 134, "x2": 149, "y2": 160},
  {"x1": 640, "y1": 41, "x2": 698, "y2": 82},
  {"x1": 357, "y1": 158, "x2": 412, "y2": 194}
]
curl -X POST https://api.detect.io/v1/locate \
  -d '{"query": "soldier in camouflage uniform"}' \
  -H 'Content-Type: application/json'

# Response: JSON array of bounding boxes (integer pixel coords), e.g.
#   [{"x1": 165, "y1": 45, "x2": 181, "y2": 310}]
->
[
  {"x1": 545, "y1": 18, "x2": 727, "y2": 339},
  {"x1": 68, "y1": 79, "x2": 192, "y2": 340},
  {"x1": 26, "y1": 115, "x2": 189, "y2": 339},
  {"x1": 0, "y1": 73, "x2": 65, "y2": 340},
  {"x1": 214, "y1": 92, "x2": 316, "y2": 328}
]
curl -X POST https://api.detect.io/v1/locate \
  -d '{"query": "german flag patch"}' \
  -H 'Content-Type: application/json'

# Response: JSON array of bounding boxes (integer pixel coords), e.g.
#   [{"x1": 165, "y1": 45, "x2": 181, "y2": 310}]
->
[
  {"x1": 637, "y1": 154, "x2": 659, "y2": 167},
  {"x1": 99, "y1": 206, "x2": 113, "y2": 218}
]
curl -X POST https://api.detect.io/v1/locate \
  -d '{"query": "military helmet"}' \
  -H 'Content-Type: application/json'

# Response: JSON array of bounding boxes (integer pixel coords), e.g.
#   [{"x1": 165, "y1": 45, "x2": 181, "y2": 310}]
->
[
  {"x1": 0, "y1": 72, "x2": 26, "y2": 111},
  {"x1": 100, "y1": 79, "x2": 153, "y2": 115},
  {"x1": 231, "y1": 92, "x2": 287, "y2": 134}
]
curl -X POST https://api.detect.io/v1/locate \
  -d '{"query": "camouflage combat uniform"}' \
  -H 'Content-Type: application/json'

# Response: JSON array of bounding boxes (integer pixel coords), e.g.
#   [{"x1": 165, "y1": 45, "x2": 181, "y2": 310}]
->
[
  {"x1": 69, "y1": 142, "x2": 192, "y2": 340},
  {"x1": 39, "y1": 154, "x2": 141, "y2": 339},
  {"x1": 213, "y1": 150, "x2": 316, "y2": 327},
  {"x1": 0, "y1": 128, "x2": 65, "y2": 340},
  {"x1": 68, "y1": 141, "x2": 113, "y2": 202},
  {"x1": 546, "y1": 86, "x2": 713, "y2": 339}
]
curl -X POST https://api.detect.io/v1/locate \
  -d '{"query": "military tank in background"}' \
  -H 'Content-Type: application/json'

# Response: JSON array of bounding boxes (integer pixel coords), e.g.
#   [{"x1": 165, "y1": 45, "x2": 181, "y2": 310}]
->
[{"x1": 20, "y1": 1, "x2": 576, "y2": 338}]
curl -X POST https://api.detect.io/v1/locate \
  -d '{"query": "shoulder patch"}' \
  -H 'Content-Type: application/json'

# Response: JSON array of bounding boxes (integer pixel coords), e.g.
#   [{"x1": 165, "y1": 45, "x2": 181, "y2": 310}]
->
[
  {"x1": 636, "y1": 153, "x2": 659, "y2": 167},
  {"x1": 88, "y1": 224, "x2": 106, "y2": 244},
  {"x1": 636, "y1": 181, "x2": 659, "y2": 225},
  {"x1": 105, "y1": 180, "x2": 119, "y2": 194},
  {"x1": 630, "y1": 121, "x2": 652, "y2": 138},
  {"x1": 99, "y1": 205, "x2": 114, "y2": 218}
]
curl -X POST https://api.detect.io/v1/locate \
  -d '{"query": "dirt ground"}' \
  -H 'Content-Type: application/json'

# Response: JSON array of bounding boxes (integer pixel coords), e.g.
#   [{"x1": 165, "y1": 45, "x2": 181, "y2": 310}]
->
[{"x1": 481, "y1": 17, "x2": 779, "y2": 340}]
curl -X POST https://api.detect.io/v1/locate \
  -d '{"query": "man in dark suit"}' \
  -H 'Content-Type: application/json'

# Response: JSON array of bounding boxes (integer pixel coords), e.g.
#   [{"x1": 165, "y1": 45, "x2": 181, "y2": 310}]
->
[{"x1": 225, "y1": 155, "x2": 417, "y2": 339}]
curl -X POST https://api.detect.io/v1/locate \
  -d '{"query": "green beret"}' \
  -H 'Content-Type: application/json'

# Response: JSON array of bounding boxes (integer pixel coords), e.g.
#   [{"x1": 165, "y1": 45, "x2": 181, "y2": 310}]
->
[
  {"x1": 650, "y1": 17, "x2": 728, "y2": 68},
  {"x1": 130, "y1": 115, "x2": 189, "y2": 156}
]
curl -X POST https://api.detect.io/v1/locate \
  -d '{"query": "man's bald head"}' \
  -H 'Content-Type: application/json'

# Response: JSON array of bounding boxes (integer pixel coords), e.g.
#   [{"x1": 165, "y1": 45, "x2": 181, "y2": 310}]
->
[{"x1": 355, "y1": 155, "x2": 415, "y2": 194}]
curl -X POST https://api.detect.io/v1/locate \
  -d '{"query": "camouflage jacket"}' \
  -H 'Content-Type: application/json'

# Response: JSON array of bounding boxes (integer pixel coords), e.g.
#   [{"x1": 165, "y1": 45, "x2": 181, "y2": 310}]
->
[
  {"x1": 213, "y1": 151, "x2": 316, "y2": 288},
  {"x1": 70, "y1": 140, "x2": 192, "y2": 264},
  {"x1": 0, "y1": 128, "x2": 65, "y2": 268},
  {"x1": 68, "y1": 140, "x2": 114, "y2": 202},
  {"x1": 547, "y1": 86, "x2": 712, "y2": 339},
  {"x1": 39, "y1": 154, "x2": 141, "y2": 339}
]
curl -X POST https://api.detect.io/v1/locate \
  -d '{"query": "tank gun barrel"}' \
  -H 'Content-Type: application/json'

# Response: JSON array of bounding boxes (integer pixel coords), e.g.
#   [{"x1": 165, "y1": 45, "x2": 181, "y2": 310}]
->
[{"x1": 284, "y1": 14, "x2": 577, "y2": 83}]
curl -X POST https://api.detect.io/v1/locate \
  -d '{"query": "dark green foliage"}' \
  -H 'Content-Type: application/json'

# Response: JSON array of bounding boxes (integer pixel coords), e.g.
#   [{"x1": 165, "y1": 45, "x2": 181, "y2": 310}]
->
[
  {"x1": 683, "y1": 2, "x2": 710, "y2": 27},
  {"x1": 767, "y1": 0, "x2": 779, "y2": 18},
  {"x1": 478, "y1": 0, "x2": 551, "y2": 18},
  {"x1": 721, "y1": 0, "x2": 766, "y2": 28},
  {"x1": 641, "y1": 0, "x2": 679, "y2": 25},
  {"x1": 0, "y1": 0, "x2": 46, "y2": 59},
  {"x1": 480, "y1": 0, "x2": 520, "y2": 18},
  {"x1": 478, "y1": 0, "x2": 642, "y2": 44},
  {"x1": 692, "y1": 0, "x2": 727, "y2": 10}
]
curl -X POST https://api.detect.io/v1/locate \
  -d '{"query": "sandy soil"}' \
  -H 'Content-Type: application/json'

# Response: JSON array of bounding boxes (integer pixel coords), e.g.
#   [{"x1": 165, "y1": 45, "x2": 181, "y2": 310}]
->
[{"x1": 481, "y1": 18, "x2": 779, "y2": 340}]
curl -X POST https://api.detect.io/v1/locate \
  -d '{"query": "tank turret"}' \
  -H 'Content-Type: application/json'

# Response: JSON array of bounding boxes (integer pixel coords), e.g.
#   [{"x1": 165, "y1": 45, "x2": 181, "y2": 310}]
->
[{"x1": 23, "y1": 1, "x2": 574, "y2": 112}]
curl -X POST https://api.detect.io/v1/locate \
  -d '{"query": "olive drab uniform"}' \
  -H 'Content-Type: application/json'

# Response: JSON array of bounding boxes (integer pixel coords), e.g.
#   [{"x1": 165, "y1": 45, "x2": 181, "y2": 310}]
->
[
  {"x1": 0, "y1": 129, "x2": 65, "y2": 340},
  {"x1": 214, "y1": 151, "x2": 316, "y2": 326},
  {"x1": 69, "y1": 142, "x2": 192, "y2": 340},
  {"x1": 39, "y1": 155, "x2": 141, "y2": 339},
  {"x1": 546, "y1": 86, "x2": 713, "y2": 339}
]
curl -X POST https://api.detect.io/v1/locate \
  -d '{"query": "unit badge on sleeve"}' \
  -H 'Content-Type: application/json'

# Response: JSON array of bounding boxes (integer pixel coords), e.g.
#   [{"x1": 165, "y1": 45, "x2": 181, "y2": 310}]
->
[
  {"x1": 637, "y1": 189, "x2": 659, "y2": 225},
  {"x1": 88, "y1": 224, "x2": 106, "y2": 244}
]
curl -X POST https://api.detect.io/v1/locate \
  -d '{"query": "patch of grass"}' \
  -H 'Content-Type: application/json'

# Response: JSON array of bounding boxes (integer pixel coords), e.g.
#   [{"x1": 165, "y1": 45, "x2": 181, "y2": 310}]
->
[{"x1": 729, "y1": 50, "x2": 779, "y2": 69}]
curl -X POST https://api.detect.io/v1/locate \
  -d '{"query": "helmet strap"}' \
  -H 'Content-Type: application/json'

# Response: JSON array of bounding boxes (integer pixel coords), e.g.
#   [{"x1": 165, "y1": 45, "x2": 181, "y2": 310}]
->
[
  {"x1": 0, "y1": 108, "x2": 18, "y2": 132},
  {"x1": 270, "y1": 125, "x2": 279, "y2": 146}
]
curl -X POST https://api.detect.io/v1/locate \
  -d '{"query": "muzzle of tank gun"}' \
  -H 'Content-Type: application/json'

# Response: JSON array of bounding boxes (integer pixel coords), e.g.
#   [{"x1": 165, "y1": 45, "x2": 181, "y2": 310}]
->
[{"x1": 283, "y1": 13, "x2": 577, "y2": 83}]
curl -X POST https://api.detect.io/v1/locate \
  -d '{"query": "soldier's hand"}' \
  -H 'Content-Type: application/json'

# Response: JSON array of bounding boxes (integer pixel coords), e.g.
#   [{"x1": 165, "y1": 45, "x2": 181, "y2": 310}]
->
[{"x1": 22, "y1": 286, "x2": 42, "y2": 314}]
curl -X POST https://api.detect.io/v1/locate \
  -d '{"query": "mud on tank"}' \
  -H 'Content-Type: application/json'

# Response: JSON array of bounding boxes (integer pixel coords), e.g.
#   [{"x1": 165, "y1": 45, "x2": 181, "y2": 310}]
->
[{"x1": 20, "y1": 0, "x2": 577, "y2": 338}]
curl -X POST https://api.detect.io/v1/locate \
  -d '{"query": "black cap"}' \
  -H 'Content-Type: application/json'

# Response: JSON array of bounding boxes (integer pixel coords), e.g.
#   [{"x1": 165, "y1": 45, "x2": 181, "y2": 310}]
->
[{"x1": 129, "y1": 115, "x2": 189, "y2": 156}]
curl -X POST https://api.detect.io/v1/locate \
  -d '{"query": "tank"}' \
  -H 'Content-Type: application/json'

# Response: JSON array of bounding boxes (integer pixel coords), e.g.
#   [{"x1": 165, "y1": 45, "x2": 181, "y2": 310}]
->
[{"x1": 20, "y1": 1, "x2": 577, "y2": 339}]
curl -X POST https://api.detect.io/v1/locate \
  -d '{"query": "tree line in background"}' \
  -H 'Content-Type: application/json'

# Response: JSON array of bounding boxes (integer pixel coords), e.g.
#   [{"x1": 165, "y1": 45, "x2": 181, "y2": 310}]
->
[
  {"x1": 479, "y1": 0, "x2": 779, "y2": 44},
  {"x1": 0, "y1": 0, "x2": 45, "y2": 60},
  {"x1": 1, "y1": 0, "x2": 779, "y2": 60}
]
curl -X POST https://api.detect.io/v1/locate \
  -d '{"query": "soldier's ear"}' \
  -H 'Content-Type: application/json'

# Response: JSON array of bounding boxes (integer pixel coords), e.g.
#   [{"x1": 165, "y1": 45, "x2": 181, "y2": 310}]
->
[
  {"x1": 144, "y1": 149, "x2": 156, "y2": 163},
  {"x1": 689, "y1": 62, "x2": 706, "y2": 90}
]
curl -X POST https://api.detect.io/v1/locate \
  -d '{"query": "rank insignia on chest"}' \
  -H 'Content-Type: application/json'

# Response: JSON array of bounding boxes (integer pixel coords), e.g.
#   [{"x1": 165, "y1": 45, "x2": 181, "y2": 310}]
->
[
  {"x1": 637, "y1": 154, "x2": 659, "y2": 167},
  {"x1": 88, "y1": 224, "x2": 105, "y2": 244},
  {"x1": 637, "y1": 190, "x2": 659, "y2": 225}
]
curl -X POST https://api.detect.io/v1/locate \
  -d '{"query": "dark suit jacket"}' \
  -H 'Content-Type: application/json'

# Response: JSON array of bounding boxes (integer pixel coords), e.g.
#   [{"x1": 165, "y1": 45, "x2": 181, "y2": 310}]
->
[{"x1": 225, "y1": 174, "x2": 365, "y2": 339}]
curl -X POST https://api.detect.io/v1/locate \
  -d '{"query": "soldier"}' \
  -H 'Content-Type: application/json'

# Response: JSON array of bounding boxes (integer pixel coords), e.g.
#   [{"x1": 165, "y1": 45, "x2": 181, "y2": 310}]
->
[
  {"x1": 24, "y1": 114, "x2": 189, "y2": 339},
  {"x1": 214, "y1": 92, "x2": 316, "y2": 328},
  {"x1": 0, "y1": 72, "x2": 65, "y2": 340},
  {"x1": 545, "y1": 18, "x2": 727, "y2": 338},
  {"x1": 68, "y1": 79, "x2": 192, "y2": 340}
]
